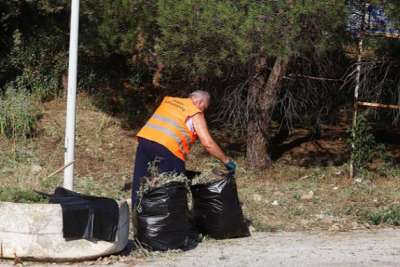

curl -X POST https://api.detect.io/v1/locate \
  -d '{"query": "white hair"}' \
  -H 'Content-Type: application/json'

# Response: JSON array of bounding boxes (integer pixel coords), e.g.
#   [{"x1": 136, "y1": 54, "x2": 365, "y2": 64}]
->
[{"x1": 189, "y1": 90, "x2": 210, "y2": 103}]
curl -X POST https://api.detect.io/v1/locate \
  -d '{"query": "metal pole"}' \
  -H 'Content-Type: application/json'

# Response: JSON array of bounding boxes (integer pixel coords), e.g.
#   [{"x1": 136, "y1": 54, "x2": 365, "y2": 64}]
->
[{"x1": 64, "y1": 0, "x2": 80, "y2": 190}]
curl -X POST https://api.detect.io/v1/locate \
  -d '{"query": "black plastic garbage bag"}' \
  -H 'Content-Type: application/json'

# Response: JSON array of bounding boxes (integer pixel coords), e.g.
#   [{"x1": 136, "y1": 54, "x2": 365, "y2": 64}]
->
[
  {"x1": 191, "y1": 174, "x2": 250, "y2": 239},
  {"x1": 137, "y1": 182, "x2": 198, "y2": 251},
  {"x1": 44, "y1": 187, "x2": 119, "y2": 242}
]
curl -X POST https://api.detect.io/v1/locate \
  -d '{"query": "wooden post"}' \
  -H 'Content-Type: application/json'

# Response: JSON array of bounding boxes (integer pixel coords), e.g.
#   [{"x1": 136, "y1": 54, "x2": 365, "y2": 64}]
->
[{"x1": 350, "y1": 38, "x2": 363, "y2": 179}]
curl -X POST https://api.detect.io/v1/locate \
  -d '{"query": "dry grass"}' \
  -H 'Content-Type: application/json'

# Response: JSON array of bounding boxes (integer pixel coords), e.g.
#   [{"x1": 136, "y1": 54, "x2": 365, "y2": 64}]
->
[
  {"x1": 1, "y1": 93, "x2": 400, "y2": 231},
  {"x1": 0, "y1": 93, "x2": 135, "y2": 201}
]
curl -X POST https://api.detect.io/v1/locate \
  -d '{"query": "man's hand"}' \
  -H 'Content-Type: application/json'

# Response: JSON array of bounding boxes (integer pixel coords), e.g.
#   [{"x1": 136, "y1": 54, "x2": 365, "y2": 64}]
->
[{"x1": 224, "y1": 159, "x2": 236, "y2": 174}]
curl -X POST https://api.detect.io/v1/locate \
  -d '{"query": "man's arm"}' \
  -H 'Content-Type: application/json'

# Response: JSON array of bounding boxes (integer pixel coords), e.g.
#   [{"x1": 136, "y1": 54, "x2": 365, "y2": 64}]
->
[{"x1": 192, "y1": 112, "x2": 230, "y2": 164}]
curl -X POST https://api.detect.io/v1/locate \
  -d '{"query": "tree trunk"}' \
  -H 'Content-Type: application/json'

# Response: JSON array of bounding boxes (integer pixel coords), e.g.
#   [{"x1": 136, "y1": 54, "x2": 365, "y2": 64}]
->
[
  {"x1": 246, "y1": 57, "x2": 268, "y2": 168},
  {"x1": 62, "y1": 71, "x2": 68, "y2": 98},
  {"x1": 246, "y1": 56, "x2": 290, "y2": 169}
]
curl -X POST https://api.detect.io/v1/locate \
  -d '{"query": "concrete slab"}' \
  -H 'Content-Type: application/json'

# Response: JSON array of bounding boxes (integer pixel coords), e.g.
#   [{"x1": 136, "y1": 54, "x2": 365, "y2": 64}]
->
[{"x1": 0, "y1": 200, "x2": 129, "y2": 261}]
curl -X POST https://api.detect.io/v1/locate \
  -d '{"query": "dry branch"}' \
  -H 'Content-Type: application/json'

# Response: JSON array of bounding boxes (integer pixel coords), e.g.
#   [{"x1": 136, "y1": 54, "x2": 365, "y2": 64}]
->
[
  {"x1": 357, "y1": 101, "x2": 400, "y2": 110},
  {"x1": 45, "y1": 161, "x2": 75, "y2": 179}
]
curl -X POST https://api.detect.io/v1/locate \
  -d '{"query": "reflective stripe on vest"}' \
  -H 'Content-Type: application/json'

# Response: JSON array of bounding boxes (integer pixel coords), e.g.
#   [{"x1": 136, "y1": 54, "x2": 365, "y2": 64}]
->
[
  {"x1": 144, "y1": 122, "x2": 186, "y2": 153},
  {"x1": 152, "y1": 114, "x2": 192, "y2": 147}
]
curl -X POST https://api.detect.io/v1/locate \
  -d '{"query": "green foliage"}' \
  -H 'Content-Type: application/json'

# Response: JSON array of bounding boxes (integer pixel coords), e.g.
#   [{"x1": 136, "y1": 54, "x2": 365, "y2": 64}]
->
[
  {"x1": 0, "y1": 1, "x2": 68, "y2": 93},
  {"x1": 154, "y1": 0, "x2": 347, "y2": 79},
  {"x1": 156, "y1": 0, "x2": 243, "y2": 78},
  {"x1": 0, "y1": 88, "x2": 41, "y2": 139},
  {"x1": 238, "y1": 0, "x2": 347, "y2": 59},
  {"x1": 367, "y1": 205, "x2": 400, "y2": 226},
  {"x1": 3, "y1": 2, "x2": 68, "y2": 98},
  {"x1": 8, "y1": 32, "x2": 67, "y2": 100},
  {"x1": 346, "y1": 114, "x2": 384, "y2": 172},
  {"x1": 80, "y1": 0, "x2": 140, "y2": 55},
  {"x1": 0, "y1": 187, "x2": 47, "y2": 203}
]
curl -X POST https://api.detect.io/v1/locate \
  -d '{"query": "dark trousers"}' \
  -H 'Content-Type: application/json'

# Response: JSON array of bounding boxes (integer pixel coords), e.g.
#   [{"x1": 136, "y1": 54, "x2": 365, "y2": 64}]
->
[{"x1": 131, "y1": 137, "x2": 185, "y2": 207}]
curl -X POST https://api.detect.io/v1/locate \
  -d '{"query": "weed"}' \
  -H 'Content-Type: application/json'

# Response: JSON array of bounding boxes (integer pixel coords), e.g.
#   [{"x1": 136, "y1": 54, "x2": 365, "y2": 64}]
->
[
  {"x1": 138, "y1": 160, "x2": 189, "y2": 198},
  {"x1": 292, "y1": 192, "x2": 301, "y2": 200},
  {"x1": 0, "y1": 88, "x2": 41, "y2": 139},
  {"x1": 7, "y1": 31, "x2": 67, "y2": 101},
  {"x1": 366, "y1": 205, "x2": 400, "y2": 226},
  {"x1": 0, "y1": 187, "x2": 47, "y2": 203},
  {"x1": 378, "y1": 157, "x2": 400, "y2": 178},
  {"x1": 346, "y1": 113, "x2": 385, "y2": 176},
  {"x1": 190, "y1": 168, "x2": 226, "y2": 185}
]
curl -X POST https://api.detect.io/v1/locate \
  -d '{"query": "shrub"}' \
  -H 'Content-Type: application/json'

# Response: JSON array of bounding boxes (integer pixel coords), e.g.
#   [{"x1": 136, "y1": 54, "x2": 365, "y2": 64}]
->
[
  {"x1": 367, "y1": 205, "x2": 400, "y2": 226},
  {"x1": 8, "y1": 31, "x2": 67, "y2": 101},
  {"x1": 346, "y1": 113, "x2": 385, "y2": 173},
  {"x1": 0, "y1": 87, "x2": 41, "y2": 139},
  {"x1": 0, "y1": 187, "x2": 47, "y2": 203}
]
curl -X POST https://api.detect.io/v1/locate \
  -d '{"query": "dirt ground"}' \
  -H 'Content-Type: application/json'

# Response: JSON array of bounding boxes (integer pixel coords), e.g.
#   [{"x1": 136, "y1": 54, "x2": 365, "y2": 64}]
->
[
  {"x1": 1, "y1": 94, "x2": 400, "y2": 266},
  {"x1": 1, "y1": 229, "x2": 400, "y2": 267},
  {"x1": 1, "y1": 94, "x2": 400, "y2": 232}
]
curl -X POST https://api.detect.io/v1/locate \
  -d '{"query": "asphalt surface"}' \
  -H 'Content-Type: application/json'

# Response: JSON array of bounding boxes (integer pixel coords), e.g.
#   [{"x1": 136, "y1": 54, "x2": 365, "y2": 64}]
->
[{"x1": 2, "y1": 229, "x2": 400, "y2": 267}]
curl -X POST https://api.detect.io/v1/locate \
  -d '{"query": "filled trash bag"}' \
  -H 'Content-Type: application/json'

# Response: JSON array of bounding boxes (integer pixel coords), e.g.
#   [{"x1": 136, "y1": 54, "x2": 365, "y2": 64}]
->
[
  {"x1": 190, "y1": 174, "x2": 250, "y2": 239},
  {"x1": 43, "y1": 187, "x2": 119, "y2": 242},
  {"x1": 137, "y1": 182, "x2": 198, "y2": 251}
]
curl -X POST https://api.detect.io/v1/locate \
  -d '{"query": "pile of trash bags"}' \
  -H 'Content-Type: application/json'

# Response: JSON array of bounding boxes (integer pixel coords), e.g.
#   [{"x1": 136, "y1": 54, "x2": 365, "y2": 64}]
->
[{"x1": 136, "y1": 170, "x2": 250, "y2": 251}]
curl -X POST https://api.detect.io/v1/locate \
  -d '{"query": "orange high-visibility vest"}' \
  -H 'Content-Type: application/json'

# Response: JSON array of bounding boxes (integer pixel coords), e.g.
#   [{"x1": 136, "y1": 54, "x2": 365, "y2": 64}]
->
[{"x1": 137, "y1": 96, "x2": 201, "y2": 160}]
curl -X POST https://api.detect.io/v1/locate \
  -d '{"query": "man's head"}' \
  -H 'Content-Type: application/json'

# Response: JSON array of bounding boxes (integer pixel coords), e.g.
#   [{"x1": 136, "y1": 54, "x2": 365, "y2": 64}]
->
[{"x1": 189, "y1": 90, "x2": 210, "y2": 112}]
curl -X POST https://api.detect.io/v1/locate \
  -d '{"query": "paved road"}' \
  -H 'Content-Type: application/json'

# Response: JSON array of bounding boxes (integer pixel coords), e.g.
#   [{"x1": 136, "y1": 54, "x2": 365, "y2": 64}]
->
[
  {"x1": 2, "y1": 229, "x2": 400, "y2": 267},
  {"x1": 135, "y1": 229, "x2": 400, "y2": 267}
]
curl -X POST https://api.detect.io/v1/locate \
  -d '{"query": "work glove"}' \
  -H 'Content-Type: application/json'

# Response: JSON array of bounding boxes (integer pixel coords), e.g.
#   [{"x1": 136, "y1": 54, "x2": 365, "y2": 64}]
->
[{"x1": 225, "y1": 159, "x2": 237, "y2": 174}]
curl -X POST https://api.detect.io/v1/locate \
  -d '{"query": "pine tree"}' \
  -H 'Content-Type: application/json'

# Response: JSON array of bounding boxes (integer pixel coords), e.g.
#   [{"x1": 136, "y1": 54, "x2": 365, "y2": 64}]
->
[{"x1": 155, "y1": 0, "x2": 347, "y2": 169}]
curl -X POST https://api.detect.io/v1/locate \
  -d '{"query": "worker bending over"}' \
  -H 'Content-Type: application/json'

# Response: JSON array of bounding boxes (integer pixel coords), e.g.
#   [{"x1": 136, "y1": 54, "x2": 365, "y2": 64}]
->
[{"x1": 131, "y1": 90, "x2": 236, "y2": 207}]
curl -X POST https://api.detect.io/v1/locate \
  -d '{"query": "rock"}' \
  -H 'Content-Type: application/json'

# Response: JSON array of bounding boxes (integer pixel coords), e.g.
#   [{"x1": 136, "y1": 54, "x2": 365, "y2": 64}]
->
[
  {"x1": 264, "y1": 216, "x2": 282, "y2": 228},
  {"x1": 329, "y1": 223, "x2": 341, "y2": 231},
  {"x1": 2, "y1": 167, "x2": 12, "y2": 174},
  {"x1": 252, "y1": 193, "x2": 263, "y2": 202},
  {"x1": 364, "y1": 223, "x2": 371, "y2": 229},
  {"x1": 271, "y1": 200, "x2": 279, "y2": 206},
  {"x1": 30, "y1": 164, "x2": 42, "y2": 174},
  {"x1": 273, "y1": 191, "x2": 284, "y2": 197},
  {"x1": 300, "y1": 219, "x2": 309, "y2": 226},
  {"x1": 301, "y1": 191, "x2": 314, "y2": 200},
  {"x1": 298, "y1": 175, "x2": 310, "y2": 181},
  {"x1": 351, "y1": 222, "x2": 359, "y2": 230},
  {"x1": 249, "y1": 225, "x2": 256, "y2": 234},
  {"x1": 354, "y1": 178, "x2": 363, "y2": 183},
  {"x1": 321, "y1": 217, "x2": 334, "y2": 225},
  {"x1": 333, "y1": 186, "x2": 339, "y2": 190}
]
